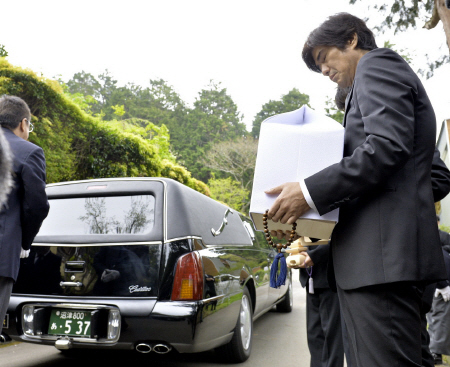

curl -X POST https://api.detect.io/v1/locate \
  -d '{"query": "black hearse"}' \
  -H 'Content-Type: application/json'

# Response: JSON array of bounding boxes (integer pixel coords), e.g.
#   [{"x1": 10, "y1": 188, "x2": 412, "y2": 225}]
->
[{"x1": 4, "y1": 178, "x2": 292, "y2": 362}]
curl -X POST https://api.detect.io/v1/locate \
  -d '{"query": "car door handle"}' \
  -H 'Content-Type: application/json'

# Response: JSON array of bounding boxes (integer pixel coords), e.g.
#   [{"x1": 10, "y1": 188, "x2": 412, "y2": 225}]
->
[{"x1": 65, "y1": 261, "x2": 86, "y2": 273}]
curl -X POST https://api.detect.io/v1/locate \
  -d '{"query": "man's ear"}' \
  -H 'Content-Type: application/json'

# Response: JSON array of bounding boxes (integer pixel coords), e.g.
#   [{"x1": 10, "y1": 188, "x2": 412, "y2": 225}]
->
[
  {"x1": 348, "y1": 33, "x2": 358, "y2": 49},
  {"x1": 19, "y1": 118, "x2": 26, "y2": 131}
]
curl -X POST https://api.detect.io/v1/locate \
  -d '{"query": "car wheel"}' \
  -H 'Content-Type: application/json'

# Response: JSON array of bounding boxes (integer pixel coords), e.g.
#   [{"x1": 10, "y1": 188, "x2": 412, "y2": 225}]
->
[
  {"x1": 216, "y1": 287, "x2": 253, "y2": 363},
  {"x1": 276, "y1": 276, "x2": 293, "y2": 312}
]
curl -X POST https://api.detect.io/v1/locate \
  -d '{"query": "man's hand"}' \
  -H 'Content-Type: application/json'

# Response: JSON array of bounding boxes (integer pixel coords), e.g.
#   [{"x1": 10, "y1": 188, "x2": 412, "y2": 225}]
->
[
  {"x1": 435, "y1": 286, "x2": 450, "y2": 302},
  {"x1": 265, "y1": 182, "x2": 310, "y2": 224},
  {"x1": 297, "y1": 252, "x2": 314, "y2": 268}
]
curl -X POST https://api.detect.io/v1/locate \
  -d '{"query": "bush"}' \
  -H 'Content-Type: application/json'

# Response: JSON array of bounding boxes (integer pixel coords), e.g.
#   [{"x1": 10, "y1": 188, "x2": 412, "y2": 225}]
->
[{"x1": 0, "y1": 59, "x2": 209, "y2": 195}]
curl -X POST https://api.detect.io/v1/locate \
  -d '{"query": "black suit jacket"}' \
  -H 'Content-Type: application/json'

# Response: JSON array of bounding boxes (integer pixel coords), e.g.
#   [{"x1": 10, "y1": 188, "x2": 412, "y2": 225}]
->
[
  {"x1": 0, "y1": 128, "x2": 49, "y2": 281},
  {"x1": 305, "y1": 48, "x2": 447, "y2": 290},
  {"x1": 13, "y1": 250, "x2": 62, "y2": 294},
  {"x1": 300, "y1": 244, "x2": 330, "y2": 289}
]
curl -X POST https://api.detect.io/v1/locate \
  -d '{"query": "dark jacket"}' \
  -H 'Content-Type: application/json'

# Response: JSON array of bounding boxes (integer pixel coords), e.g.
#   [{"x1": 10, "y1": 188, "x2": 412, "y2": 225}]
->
[
  {"x1": 300, "y1": 244, "x2": 330, "y2": 289},
  {"x1": 305, "y1": 48, "x2": 446, "y2": 290},
  {"x1": 0, "y1": 128, "x2": 49, "y2": 281}
]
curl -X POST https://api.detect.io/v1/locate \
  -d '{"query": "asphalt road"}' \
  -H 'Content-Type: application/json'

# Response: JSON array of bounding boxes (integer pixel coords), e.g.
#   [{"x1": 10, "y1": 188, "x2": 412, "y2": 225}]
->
[{"x1": 0, "y1": 269, "x2": 320, "y2": 367}]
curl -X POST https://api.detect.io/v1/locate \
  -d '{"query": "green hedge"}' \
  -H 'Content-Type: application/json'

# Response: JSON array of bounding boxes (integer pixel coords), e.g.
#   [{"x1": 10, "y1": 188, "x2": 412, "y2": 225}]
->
[{"x1": 0, "y1": 59, "x2": 209, "y2": 196}]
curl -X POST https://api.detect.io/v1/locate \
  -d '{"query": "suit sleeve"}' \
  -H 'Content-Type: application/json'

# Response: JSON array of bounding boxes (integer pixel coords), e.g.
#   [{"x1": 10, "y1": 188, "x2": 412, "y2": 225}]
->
[
  {"x1": 305, "y1": 52, "x2": 418, "y2": 215},
  {"x1": 307, "y1": 244, "x2": 330, "y2": 266},
  {"x1": 21, "y1": 147, "x2": 49, "y2": 250},
  {"x1": 431, "y1": 148, "x2": 450, "y2": 202}
]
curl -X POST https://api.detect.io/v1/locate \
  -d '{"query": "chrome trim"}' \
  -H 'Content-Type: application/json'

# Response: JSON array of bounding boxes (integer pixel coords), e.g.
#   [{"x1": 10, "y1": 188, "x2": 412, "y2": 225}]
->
[
  {"x1": 211, "y1": 208, "x2": 233, "y2": 237},
  {"x1": 201, "y1": 295, "x2": 225, "y2": 304},
  {"x1": 44, "y1": 303, "x2": 113, "y2": 310},
  {"x1": 44, "y1": 177, "x2": 169, "y2": 245},
  {"x1": 135, "y1": 343, "x2": 152, "y2": 353},
  {"x1": 34, "y1": 238, "x2": 207, "y2": 247},
  {"x1": 165, "y1": 236, "x2": 202, "y2": 243},
  {"x1": 243, "y1": 221, "x2": 256, "y2": 241},
  {"x1": 32, "y1": 241, "x2": 163, "y2": 247},
  {"x1": 46, "y1": 177, "x2": 167, "y2": 188},
  {"x1": 55, "y1": 338, "x2": 72, "y2": 350},
  {"x1": 22, "y1": 303, "x2": 121, "y2": 344},
  {"x1": 153, "y1": 344, "x2": 172, "y2": 354},
  {"x1": 24, "y1": 334, "x2": 103, "y2": 343},
  {"x1": 60, "y1": 282, "x2": 83, "y2": 288},
  {"x1": 162, "y1": 180, "x2": 168, "y2": 244}
]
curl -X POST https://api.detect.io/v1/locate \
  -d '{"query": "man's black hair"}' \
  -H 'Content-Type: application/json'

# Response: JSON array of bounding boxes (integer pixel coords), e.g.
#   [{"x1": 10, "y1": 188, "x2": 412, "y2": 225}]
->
[
  {"x1": 302, "y1": 13, "x2": 378, "y2": 73},
  {"x1": 335, "y1": 87, "x2": 352, "y2": 111},
  {"x1": 0, "y1": 95, "x2": 31, "y2": 131}
]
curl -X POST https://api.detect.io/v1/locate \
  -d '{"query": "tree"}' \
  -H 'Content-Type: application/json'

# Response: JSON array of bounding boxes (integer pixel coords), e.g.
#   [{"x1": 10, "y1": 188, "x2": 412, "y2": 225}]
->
[
  {"x1": 350, "y1": 0, "x2": 450, "y2": 77},
  {"x1": 111, "y1": 104, "x2": 125, "y2": 119},
  {"x1": 202, "y1": 136, "x2": 258, "y2": 213},
  {"x1": 66, "y1": 71, "x2": 102, "y2": 104},
  {"x1": 208, "y1": 176, "x2": 249, "y2": 212},
  {"x1": 325, "y1": 97, "x2": 345, "y2": 124},
  {"x1": 251, "y1": 88, "x2": 311, "y2": 138},
  {"x1": 0, "y1": 45, "x2": 7, "y2": 58},
  {"x1": 174, "y1": 81, "x2": 248, "y2": 181},
  {"x1": 193, "y1": 80, "x2": 247, "y2": 141}
]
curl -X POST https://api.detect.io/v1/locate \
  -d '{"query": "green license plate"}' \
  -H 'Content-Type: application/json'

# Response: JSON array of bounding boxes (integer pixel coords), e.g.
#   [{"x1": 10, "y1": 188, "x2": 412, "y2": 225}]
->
[{"x1": 48, "y1": 308, "x2": 92, "y2": 337}]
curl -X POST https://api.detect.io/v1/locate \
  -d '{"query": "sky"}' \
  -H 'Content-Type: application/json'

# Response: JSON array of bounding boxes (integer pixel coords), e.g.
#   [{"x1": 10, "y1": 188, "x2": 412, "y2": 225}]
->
[{"x1": 1, "y1": 0, "x2": 449, "y2": 131}]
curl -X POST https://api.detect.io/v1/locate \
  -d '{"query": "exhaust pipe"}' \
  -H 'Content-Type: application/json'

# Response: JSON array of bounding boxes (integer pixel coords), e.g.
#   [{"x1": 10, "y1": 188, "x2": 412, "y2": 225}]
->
[
  {"x1": 0, "y1": 335, "x2": 6, "y2": 343},
  {"x1": 153, "y1": 344, "x2": 172, "y2": 354},
  {"x1": 135, "y1": 343, "x2": 152, "y2": 353}
]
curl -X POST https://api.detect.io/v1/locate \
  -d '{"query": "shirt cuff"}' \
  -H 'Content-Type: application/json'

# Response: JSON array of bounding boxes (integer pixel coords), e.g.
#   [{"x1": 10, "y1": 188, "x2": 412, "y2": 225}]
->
[{"x1": 299, "y1": 180, "x2": 318, "y2": 213}]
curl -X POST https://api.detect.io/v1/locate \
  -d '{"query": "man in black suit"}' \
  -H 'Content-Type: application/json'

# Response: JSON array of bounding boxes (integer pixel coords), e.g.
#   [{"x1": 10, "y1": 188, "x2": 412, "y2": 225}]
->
[
  {"x1": 266, "y1": 13, "x2": 447, "y2": 366},
  {"x1": 298, "y1": 244, "x2": 348, "y2": 367},
  {"x1": 0, "y1": 95, "x2": 49, "y2": 334},
  {"x1": 13, "y1": 246, "x2": 62, "y2": 295}
]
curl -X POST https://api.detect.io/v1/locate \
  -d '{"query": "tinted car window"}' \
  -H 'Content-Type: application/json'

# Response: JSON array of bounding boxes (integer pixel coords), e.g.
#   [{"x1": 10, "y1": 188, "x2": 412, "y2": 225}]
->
[
  {"x1": 39, "y1": 195, "x2": 155, "y2": 236},
  {"x1": 13, "y1": 244, "x2": 161, "y2": 297}
]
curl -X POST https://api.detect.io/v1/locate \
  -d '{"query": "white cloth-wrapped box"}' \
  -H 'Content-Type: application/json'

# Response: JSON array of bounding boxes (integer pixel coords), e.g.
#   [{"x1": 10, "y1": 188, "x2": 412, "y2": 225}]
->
[{"x1": 250, "y1": 105, "x2": 344, "y2": 240}]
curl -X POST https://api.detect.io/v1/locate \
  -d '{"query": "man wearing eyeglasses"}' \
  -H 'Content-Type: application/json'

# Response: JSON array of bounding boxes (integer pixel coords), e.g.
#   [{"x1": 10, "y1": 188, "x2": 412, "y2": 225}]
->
[{"x1": 0, "y1": 95, "x2": 49, "y2": 336}]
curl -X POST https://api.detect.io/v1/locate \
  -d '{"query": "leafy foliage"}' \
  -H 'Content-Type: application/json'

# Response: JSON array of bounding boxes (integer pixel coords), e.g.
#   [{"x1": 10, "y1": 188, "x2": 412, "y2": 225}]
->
[
  {"x1": 0, "y1": 45, "x2": 7, "y2": 58},
  {"x1": 325, "y1": 97, "x2": 345, "y2": 124},
  {"x1": 208, "y1": 176, "x2": 248, "y2": 212},
  {"x1": 66, "y1": 73, "x2": 247, "y2": 181},
  {"x1": 349, "y1": 0, "x2": 434, "y2": 33},
  {"x1": 0, "y1": 59, "x2": 208, "y2": 195},
  {"x1": 202, "y1": 137, "x2": 258, "y2": 213},
  {"x1": 251, "y1": 88, "x2": 311, "y2": 138},
  {"x1": 349, "y1": 0, "x2": 449, "y2": 77}
]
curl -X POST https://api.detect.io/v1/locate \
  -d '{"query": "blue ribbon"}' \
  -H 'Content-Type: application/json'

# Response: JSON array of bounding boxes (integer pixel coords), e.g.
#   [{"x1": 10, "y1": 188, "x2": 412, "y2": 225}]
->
[{"x1": 270, "y1": 252, "x2": 287, "y2": 288}]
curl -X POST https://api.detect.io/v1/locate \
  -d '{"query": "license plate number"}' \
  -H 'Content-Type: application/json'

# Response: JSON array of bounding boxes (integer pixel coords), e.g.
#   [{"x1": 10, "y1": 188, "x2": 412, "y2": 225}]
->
[{"x1": 48, "y1": 309, "x2": 91, "y2": 337}]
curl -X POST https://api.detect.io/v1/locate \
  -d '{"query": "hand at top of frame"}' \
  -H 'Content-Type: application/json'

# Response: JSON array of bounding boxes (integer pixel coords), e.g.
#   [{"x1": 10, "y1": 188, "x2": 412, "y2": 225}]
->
[{"x1": 265, "y1": 182, "x2": 310, "y2": 224}]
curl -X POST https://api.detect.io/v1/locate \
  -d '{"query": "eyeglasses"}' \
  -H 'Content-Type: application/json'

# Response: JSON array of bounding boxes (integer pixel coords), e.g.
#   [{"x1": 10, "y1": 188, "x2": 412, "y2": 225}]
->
[{"x1": 26, "y1": 119, "x2": 34, "y2": 133}]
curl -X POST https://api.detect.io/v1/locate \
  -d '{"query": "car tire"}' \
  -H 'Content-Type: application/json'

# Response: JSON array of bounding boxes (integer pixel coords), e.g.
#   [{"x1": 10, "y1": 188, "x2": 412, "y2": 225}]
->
[
  {"x1": 216, "y1": 287, "x2": 253, "y2": 363},
  {"x1": 276, "y1": 276, "x2": 293, "y2": 313}
]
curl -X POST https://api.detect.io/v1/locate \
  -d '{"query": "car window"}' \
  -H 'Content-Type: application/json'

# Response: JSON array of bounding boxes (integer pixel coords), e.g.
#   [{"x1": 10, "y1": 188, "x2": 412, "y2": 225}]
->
[
  {"x1": 39, "y1": 195, "x2": 155, "y2": 236},
  {"x1": 13, "y1": 244, "x2": 161, "y2": 297}
]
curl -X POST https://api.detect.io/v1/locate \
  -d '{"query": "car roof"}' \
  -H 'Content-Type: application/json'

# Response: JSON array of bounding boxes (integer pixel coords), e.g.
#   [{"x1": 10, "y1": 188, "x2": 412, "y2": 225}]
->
[{"x1": 36, "y1": 178, "x2": 253, "y2": 247}]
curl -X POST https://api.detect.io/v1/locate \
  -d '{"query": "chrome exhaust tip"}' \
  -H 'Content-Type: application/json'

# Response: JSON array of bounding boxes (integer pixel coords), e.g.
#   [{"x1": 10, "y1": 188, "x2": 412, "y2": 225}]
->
[
  {"x1": 153, "y1": 344, "x2": 172, "y2": 354},
  {"x1": 55, "y1": 338, "x2": 72, "y2": 350},
  {"x1": 0, "y1": 334, "x2": 6, "y2": 343},
  {"x1": 135, "y1": 343, "x2": 152, "y2": 353}
]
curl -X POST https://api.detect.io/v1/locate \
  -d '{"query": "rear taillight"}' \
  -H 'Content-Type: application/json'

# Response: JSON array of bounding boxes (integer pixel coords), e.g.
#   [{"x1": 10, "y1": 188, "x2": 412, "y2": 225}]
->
[{"x1": 171, "y1": 252, "x2": 204, "y2": 301}]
